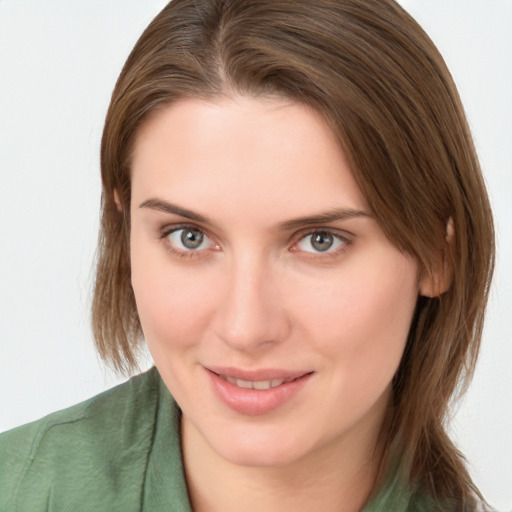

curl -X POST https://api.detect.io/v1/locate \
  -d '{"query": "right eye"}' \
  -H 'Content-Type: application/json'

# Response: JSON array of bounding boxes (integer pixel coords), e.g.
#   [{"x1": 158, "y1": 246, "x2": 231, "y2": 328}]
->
[{"x1": 163, "y1": 226, "x2": 217, "y2": 255}]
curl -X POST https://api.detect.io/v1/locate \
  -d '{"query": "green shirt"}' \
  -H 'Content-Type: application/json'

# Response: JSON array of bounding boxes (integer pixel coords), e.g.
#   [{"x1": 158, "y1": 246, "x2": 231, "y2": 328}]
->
[{"x1": 0, "y1": 367, "x2": 431, "y2": 511}]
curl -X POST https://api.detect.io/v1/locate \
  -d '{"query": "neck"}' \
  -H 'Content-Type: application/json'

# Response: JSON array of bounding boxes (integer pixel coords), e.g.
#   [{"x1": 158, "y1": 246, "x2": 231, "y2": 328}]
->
[{"x1": 181, "y1": 416, "x2": 383, "y2": 512}]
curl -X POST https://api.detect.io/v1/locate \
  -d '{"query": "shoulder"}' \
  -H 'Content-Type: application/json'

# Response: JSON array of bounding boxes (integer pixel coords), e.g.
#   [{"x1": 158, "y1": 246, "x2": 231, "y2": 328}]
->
[
  {"x1": 0, "y1": 367, "x2": 162, "y2": 512},
  {"x1": 406, "y1": 488, "x2": 494, "y2": 512}
]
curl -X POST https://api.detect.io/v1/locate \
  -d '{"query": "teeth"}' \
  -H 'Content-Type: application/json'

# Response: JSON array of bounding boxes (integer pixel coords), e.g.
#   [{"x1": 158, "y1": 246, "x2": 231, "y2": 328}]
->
[
  {"x1": 236, "y1": 379, "x2": 253, "y2": 389},
  {"x1": 253, "y1": 380, "x2": 271, "y2": 390},
  {"x1": 222, "y1": 375, "x2": 287, "y2": 390}
]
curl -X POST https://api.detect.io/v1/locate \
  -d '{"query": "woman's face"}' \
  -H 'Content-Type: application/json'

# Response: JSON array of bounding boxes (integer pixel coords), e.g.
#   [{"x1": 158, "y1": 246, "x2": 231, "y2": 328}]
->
[{"x1": 130, "y1": 96, "x2": 425, "y2": 468}]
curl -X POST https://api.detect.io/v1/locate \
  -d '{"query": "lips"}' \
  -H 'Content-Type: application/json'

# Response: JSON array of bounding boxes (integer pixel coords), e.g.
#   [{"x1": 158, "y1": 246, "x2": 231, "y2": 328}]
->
[
  {"x1": 205, "y1": 366, "x2": 313, "y2": 415},
  {"x1": 218, "y1": 374, "x2": 295, "y2": 390}
]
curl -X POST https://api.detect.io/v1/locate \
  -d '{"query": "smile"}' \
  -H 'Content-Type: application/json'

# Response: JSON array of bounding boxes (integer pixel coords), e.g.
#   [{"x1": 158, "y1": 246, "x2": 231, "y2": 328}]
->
[
  {"x1": 206, "y1": 368, "x2": 313, "y2": 415},
  {"x1": 218, "y1": 375, "x2": 295, "y2": 390}
]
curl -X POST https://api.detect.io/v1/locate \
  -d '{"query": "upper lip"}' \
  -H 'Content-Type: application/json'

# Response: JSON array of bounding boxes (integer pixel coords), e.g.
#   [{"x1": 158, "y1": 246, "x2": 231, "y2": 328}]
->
[{"x1": 205, "y1": 366, "x2": 312, "y2": 382}]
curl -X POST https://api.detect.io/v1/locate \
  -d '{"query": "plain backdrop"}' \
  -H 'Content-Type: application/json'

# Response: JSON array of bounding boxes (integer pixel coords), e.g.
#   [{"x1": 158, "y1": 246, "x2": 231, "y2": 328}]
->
[{"x1": 0, "y1": 1, "x2": 511, "y2": 510}]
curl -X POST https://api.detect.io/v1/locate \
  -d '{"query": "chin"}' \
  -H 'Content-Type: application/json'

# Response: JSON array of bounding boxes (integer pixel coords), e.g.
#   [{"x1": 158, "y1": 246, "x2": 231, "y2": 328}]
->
[
  {"x1": 205, "y1": 423, "x2": 319, "y2": 469},
  {"x1": 218, "y1": 443, "x2": 306, "y2": 469}
]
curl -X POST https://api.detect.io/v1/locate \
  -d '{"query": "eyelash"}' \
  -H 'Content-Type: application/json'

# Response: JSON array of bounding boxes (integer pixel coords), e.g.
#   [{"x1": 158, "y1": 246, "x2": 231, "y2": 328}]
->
[
  {"x1": 159, "y1": 224, "x2": 218, "y2": 259},
  {"x1": 158, "y1": 224, "x2": 352, "y2": 260},
  {"x1": 291, "y1": 229, "x2": 351, "y2": 259}
]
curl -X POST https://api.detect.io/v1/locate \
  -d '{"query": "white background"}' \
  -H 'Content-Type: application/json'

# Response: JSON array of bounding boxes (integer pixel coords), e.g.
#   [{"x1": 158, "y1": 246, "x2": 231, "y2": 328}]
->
[{"x1": 0, "y1": 1, "x2": 510, "y2": 510}]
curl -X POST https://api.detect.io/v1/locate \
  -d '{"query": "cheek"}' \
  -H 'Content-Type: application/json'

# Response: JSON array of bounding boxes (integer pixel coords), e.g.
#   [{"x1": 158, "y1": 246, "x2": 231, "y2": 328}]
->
[
  {"x1": 291, "y1": 254, "x2": 419, "y2": 373},
  {"x1": 295, "y1": 257, "x2": 419, "y2": 427},
  {"x1": 130, "y1": 241, "x2": 213, "y2": 353}
]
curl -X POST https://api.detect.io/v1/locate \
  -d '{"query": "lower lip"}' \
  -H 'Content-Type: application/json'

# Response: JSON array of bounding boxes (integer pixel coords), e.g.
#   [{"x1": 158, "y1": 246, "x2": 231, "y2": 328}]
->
[{"x1": 206, "y1": 370, "x2": 313, "y2": 416}]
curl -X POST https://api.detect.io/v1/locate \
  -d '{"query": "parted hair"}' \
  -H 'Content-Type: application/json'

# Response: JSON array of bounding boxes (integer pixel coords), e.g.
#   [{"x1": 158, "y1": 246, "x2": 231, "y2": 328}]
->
[{"x1": 92, "y1": 0, "x2": 494, "y2": 508}]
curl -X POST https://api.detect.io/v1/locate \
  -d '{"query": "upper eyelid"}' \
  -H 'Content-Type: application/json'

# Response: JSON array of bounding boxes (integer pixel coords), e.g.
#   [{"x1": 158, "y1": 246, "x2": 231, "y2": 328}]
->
[
  {"x1": 160, "y1": 222, "x2": 210, "y2": 238},
  {"x1": 295, "y1": 232, "x2": 354, "y2": 263},
  {"x1": 158, "y1": 223, "x2": 353, "y2": 251},
  {"x1": 160, "y1": 225, "x2": 217, "y2": 255},
  {"x1": 291, "y1": 226, "x2": 353, "y2": 243},
  {"x1": 159, "y1": 224, "x2": 209, "y2": 244},
  {"x1": 160, "y1": 224, "x2": 351, "y2": 237}
]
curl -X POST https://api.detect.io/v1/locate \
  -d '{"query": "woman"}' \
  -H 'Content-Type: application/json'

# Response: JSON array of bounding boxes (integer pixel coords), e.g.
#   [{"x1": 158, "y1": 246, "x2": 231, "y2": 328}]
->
[{"x1": 0, "y1": 1, "x2": 496, "y2": 510}]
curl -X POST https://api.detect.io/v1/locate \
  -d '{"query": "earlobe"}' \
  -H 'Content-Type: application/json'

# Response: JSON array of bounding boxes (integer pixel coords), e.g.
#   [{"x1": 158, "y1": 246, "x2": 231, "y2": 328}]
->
[
  {"x1": 113, "y1": 189, "x2": 123, "y2": 212},
  {"x1": 419, "y1": 268, "x2": 451, "y2": 298},
  {"x1": 419, "y1": 218, "x2": 454, "y2": 298}
]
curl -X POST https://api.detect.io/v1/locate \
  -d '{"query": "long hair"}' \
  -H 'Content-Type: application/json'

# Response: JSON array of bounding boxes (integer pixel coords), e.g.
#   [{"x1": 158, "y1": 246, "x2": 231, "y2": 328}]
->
[{"x1": 92, "y1": 0, "x2": 495, "y2": 507}]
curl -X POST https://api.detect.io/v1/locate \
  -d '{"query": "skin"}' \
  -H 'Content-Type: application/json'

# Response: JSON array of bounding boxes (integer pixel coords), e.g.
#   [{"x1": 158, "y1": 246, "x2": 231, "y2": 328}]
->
[{"x1": 129, "y1": 96, "x2": 433, "y2": 512}]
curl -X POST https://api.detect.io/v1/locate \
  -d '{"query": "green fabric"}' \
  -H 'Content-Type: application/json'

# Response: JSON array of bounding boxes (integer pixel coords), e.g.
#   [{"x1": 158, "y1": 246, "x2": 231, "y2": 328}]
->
[{"x1": 0, "y1": 367, "x2": 429, "y2": 511}]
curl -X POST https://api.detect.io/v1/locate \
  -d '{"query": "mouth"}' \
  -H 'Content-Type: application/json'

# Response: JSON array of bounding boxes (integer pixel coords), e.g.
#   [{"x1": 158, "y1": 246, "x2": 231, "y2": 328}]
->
[
  {"x1": 205, "y1": 366, "x2": 313, "y2": 415},
  {"x1": 216, "y1": 374, "x2": 299, "y2": 390}
]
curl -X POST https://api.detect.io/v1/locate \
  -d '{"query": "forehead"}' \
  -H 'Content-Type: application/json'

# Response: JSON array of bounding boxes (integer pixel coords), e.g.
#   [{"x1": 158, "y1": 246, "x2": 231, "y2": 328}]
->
[{"x1": 130, "y1": 96, "x2": 370, "y2": 225}]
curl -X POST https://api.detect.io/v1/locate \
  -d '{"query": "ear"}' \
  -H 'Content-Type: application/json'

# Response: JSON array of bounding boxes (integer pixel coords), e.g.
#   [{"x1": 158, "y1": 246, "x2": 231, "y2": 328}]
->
[
  {"x1": 113, "y1": 189, "x2": 123, "y2": 212},
  {"x1": 419, "y1": 218, "x2": 454, "y2": 298}
]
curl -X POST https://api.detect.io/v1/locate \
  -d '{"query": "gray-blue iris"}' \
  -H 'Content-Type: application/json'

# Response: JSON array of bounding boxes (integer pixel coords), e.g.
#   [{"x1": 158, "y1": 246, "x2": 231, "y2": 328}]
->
[
  {"x1": 311, "y1": 232, "x2": 334, "y2": 252},
  {"x1": 181, "y1": 228, "x2": 204, "y2": 249}
]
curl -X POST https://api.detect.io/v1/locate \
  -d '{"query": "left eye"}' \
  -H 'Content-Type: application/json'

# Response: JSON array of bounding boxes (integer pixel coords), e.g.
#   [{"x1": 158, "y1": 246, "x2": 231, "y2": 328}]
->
[
  {"x1": 167, "y1": 227, "x2": 212, "y2": 251},
  {"x1": 296, "y1": 231, "x2": 345, "y2": 253}
]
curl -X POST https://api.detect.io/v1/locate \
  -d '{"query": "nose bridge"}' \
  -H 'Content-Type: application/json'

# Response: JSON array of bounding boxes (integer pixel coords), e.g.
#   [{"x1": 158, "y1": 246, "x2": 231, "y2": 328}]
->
[{"x1": 214, "y1": 248, "x2": 287, "y2": 351}]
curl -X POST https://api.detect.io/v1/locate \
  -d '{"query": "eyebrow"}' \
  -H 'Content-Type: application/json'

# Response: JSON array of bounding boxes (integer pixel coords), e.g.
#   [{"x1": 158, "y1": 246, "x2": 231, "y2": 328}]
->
[
  {"x1": 277, "y1": 207, "x2": 371, "y2": 230},
  {"x1": 139, "y1": 197, "x2": 371, "y2": 230},
  {"x1": 139, "y1": 198, "x2": 210, "y2": 223}
]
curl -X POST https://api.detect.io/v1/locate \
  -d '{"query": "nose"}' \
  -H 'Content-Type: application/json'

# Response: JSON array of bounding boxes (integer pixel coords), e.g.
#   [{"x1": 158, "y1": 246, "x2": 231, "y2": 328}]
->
[{"x1": 213, "y1": 252, "x2": 290, "y2": 352}]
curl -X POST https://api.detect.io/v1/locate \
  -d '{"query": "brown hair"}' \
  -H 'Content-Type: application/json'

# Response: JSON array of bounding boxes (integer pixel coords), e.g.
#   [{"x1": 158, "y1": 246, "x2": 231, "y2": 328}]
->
[{"x1": 92, "y1": 0, "x2": 494, "y2": 507}]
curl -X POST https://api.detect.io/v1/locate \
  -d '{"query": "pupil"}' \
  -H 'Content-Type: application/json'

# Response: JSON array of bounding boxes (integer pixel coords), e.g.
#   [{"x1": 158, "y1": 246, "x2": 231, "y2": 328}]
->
[
  {"x1": 181, "y1": 228, "x2": 203, "y2": 249},
  {"x1": 311, "y1": 232, "x2": 333, "y2": 252}
]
